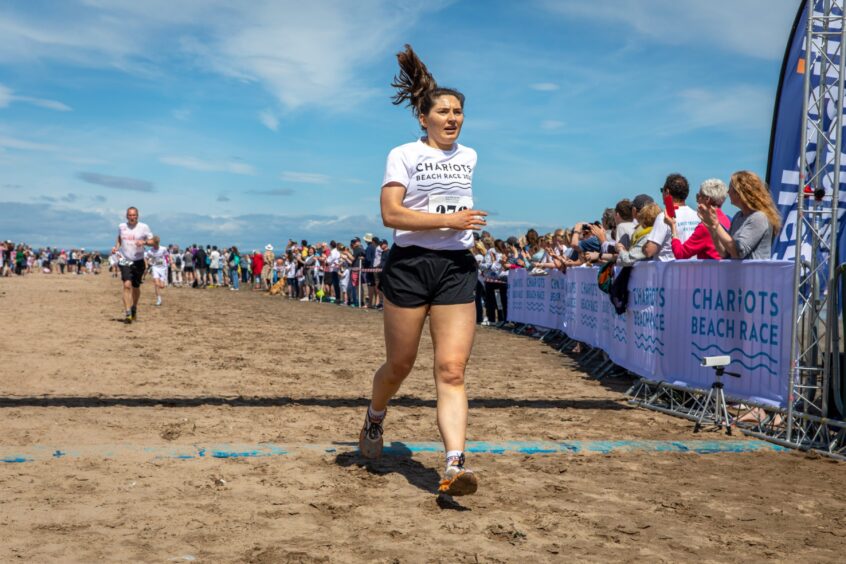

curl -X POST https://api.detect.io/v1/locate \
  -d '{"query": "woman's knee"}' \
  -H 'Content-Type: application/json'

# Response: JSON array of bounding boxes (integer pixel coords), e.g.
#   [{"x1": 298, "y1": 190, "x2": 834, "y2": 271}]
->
[
  {"x1": 436, "y1": 358, "x2": 467, "y2": 387},
  {"x1": 383, "y1": 356, "x2": 416, "y2": 381}
]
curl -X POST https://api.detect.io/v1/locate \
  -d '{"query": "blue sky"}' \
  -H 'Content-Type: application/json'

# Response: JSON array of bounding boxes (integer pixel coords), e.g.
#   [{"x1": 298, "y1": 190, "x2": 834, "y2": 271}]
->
[{"x1": 0, "y1": 0, "x2": 799, "y2": 250}]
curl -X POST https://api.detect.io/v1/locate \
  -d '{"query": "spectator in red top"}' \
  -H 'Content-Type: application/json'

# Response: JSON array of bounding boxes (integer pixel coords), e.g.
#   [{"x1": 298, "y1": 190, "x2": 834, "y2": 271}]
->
[
  {"x1": 664, "y1": 178, "x2": 730, "y2": 260},
  {"x1": 251, "y1": 250, "x2": 264, "y2": 289}
]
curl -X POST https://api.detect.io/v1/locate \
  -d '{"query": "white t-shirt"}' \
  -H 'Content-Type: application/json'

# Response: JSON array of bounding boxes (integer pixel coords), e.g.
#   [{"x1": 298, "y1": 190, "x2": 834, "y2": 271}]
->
[
  {"x1": 145, "y1": 247, "x2": 169, "y2": 268},
  {"x1": 382, "y1": 138, "x2": 476, "y2": 251},
  {"x1": 327, "y1": 248, "x2": 341, "y2": 272},
  {"x1": 118, "y1": 222, "x2": 153, "y2": 261},
  {"x1": 209, "y1": 250, "x2": 221, "y2": 269},
  {"x1": 616, "y1": 221, "x2": 636, "y2": 249},
  {"x1": 647, "y1": 205, "x2": 700, "y2": 261}
]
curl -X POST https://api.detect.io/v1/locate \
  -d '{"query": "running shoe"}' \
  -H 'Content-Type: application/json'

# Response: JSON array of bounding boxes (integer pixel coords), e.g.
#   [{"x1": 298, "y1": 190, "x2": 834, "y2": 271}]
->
[
  {"x1": 358, "y1": 412, "x2": 384, "y2": 459},
  {"x1": 438, "y1": 454, "x2": 478, "y2": 496},
  {"x1": 124, "y1": 312, "x2": 132, "y2": 324},
  {"x1": 130, "y1": 306, "x2": 137, "y2": 321}
]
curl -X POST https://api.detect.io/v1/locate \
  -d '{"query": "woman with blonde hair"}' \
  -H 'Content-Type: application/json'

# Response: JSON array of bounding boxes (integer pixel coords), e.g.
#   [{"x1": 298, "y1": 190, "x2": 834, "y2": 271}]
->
[
  {"x1": 617, "y1": 203, "x2": 661, "y2": 266},
  {"x1": 700, "y1": 171, "x2": 780, "y2": 260}
]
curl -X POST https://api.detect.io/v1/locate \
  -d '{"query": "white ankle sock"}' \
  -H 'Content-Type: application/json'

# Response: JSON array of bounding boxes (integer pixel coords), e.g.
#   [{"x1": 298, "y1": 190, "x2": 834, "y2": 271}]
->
[
  {"x1": 446, "y1": 450, "x2": 463, "y2": 465},
  {"x1": 367, "y1": 406, "x2": 386, "y2": 422}
]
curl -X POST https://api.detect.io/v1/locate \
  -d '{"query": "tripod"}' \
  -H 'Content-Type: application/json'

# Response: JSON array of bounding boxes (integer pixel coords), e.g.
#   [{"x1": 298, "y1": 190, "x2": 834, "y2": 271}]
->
[{"x1": 694, "y1": 366, "x2": 741, "y2": 435}]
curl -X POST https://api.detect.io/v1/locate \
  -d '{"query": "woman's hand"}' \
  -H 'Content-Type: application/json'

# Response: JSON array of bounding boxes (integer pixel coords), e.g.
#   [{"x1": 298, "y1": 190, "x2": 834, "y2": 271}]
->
[
  {"x1": 443, "y1": 209, "x2": 488, "y2": 231},
  {"x1": 698, "y1": 202, "x2": 718, "y2": 229}
]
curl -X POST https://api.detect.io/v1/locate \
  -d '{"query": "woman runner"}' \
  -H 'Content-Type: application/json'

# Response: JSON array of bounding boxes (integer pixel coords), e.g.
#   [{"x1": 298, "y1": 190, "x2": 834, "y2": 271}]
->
[{"x1": 358, "y1": 45, "x2": 487, "y2": 497}]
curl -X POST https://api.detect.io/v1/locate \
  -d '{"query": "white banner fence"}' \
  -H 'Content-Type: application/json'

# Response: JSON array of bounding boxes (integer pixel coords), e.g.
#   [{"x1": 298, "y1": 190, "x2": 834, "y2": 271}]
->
[{"x1": 506, "y1": 261, "x2": 795, "y2": 408}]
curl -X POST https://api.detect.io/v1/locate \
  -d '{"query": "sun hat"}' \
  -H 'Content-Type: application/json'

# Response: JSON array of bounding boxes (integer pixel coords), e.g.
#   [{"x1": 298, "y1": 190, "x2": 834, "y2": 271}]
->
[
  {"x1": 363, "y1": 233, "x2": 374, "y2": 243},
  {"x1": 265, "y1": 244, "x2": 273, "y2": 251}
]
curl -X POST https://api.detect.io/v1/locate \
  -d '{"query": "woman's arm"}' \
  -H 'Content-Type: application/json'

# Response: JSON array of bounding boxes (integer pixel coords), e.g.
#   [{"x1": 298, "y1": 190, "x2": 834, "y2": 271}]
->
[
  {"x1": 699, "y1": 203, "x2": 736, "y2": 258},
  {"x1": 671, "y1": 223, "x2": 710, "y2": 259},
  {"x1": 380, "y1": 184, "x2": 487, "y2": 231}
]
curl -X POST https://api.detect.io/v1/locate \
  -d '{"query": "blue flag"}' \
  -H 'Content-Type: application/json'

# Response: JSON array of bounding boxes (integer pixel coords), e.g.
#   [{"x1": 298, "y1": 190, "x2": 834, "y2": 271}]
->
[{"x1": 767, "y1": 0, "x2": 846, "y2": 267}]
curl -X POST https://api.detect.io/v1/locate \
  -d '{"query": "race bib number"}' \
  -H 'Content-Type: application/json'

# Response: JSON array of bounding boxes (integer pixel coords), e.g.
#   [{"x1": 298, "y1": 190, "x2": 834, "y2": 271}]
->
[
  {"x1": 118, "y1": 256, "x2": 133, "y2": 267},
  {"x1": 428, "y1": 194, "x2": 473, "y2": 215}
]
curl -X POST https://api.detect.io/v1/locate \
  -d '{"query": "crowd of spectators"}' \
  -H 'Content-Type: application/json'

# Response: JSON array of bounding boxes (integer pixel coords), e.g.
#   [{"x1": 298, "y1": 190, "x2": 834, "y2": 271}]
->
[
  {"x1": 470, "y1": 169, "x2": 781, "y2": 325},
  {"x1": 1, "y1": 170, "x2": 782, "y2": 325},
  {"x1": 148, "y1": 236, "x2": 393, "y2": 309},
  {"x1": 0, "y1": 241, "x2": 102, "y2": 276}
]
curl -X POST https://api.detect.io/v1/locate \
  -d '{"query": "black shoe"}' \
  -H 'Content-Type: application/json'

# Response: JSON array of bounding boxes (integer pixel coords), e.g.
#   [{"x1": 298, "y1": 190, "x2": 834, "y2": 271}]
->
[
  {"x1": 130, "y1": 306, "x2": 137, "y2": 321},
  {"x1": 124, "y1": 312, "x2": 132, "y2": 324},
  {"x1": 358, "y1": 412, "x2": 384, "y2": 459}
]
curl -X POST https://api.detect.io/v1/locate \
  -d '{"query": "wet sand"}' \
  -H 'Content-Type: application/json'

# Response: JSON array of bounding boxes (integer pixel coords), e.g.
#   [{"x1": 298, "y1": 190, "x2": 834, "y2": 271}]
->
[{"x1": 1, "y1": 273, "x2": 844, "y2": 562}]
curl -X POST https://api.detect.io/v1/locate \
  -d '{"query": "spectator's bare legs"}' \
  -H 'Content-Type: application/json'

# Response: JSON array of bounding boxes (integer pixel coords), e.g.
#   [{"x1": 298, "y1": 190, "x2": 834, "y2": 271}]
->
[
  {"x1": 369, "y1": 300, "x2": 428, "y2": 410},
  {"x1": 429, "y1": 302, "x2": 475, "y2": 453}
]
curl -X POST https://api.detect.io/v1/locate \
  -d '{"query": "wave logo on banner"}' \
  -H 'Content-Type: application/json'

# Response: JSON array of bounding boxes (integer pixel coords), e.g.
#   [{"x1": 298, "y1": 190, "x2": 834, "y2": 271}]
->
[{"x1": 768, "y1": 0, "x2": 846, "y2": 265}]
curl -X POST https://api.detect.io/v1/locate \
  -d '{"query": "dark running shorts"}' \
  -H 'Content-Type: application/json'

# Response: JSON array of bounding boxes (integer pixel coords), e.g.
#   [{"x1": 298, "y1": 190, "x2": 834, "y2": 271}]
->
[
  {"x1": 120, "y1": 259, "x2": 146, "y2": 288},
  {"x1": 379, "y1": 244, "x2": 477, "y2": 308}
]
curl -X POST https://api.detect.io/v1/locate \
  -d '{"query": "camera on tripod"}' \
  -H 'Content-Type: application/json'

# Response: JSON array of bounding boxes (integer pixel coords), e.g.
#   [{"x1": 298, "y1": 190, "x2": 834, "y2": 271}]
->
[
  {"x1": 695, "y1": 355, "x2": 741, "y2": 434},
  {"x1": 700, "y1": 355, "x2": 731, "y2": 368}
]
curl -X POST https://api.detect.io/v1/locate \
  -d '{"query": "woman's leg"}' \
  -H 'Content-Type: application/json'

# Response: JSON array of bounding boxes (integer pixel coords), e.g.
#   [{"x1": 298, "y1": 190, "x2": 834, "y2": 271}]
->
[
  {"x1": 428, "y1": 302, "x2": 476, "y2": 453},
  {"x1": 369, "y1": 299, "x2": 429, "y2": 411}
]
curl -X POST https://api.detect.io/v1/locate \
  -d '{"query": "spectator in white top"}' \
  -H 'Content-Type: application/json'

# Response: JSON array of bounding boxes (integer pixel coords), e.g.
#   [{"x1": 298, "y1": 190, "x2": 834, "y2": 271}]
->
[
  {"x1": 209, "y1": 246, "x2": 221, "y2": 288},
  {"x1": 614, "y1": 199, "x2": 636, "y2": 250},
  {"x1": 644, "y1": 173, "x2": 700, "y2": 261}
]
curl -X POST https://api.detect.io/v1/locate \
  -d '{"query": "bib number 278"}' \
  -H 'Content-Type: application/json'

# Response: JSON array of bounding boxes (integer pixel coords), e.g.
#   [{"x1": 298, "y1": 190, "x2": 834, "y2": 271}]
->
[{"x1": 428, "y1": 195, "x2": 473, "y2": 215}]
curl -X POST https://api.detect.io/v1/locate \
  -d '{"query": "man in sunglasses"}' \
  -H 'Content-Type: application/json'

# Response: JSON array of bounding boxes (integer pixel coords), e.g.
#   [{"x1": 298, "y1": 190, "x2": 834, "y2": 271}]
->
[{"x1": 643, "y1": 173, "x2": 699, "y2": 261}]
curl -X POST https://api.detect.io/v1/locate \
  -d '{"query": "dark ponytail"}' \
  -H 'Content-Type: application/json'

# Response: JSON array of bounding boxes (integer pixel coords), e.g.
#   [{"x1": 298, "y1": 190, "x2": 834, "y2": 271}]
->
[{"x1": 391, "y1": 44, "x2": 465, "y2": 120}]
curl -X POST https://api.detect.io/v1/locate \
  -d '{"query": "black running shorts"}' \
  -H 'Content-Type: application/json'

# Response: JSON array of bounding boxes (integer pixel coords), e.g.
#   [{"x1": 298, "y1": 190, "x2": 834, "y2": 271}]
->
[
  {"x1": 120, "y1": 259, "x2": 146, "y2": 288},
  {"x1": 379, "y1": 244, "x2": 477, "y2": 308}
]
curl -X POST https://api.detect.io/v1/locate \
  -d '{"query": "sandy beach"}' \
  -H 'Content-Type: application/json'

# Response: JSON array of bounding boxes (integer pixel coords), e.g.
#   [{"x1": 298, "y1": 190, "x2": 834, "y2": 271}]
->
[{"x1": 1, "y1": 272, "x2": 845, "y2": 562}]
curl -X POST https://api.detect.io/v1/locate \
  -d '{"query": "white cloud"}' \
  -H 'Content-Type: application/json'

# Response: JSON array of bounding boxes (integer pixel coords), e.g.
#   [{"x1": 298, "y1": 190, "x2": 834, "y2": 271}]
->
[
  {"x1": 530, "y1": 82, "x2": 560, "y2": 92},
  {"x1": 0, "y1": 84, "x2": 12, "y2": 107},
  {"x1": 0, "y1": 135, "x2": 60, "y2": 152},
  {"x1": 675, "y1": 85, "x2": 772, "y2": 132},
  {"x1": 172, "y1": 108, "x2": 191, "y2": 121},
  {"x1": 15, "y1": 96, "x2": 71, "y2": 111},
  {"x1": 280, "y1": 171, "x2": 330, "y2": 185},
  {"x1": 160, "y1": 155, "x2": 256, "y2": 175},
  {"x1": 540, "y1": 120, "x2": 566, "y2": 131},
  {"x1": 0, "y1": 1, "x2": 445, "y2": 110},
  {"x1": 59, "y1": 154, "x2": 108, "y2": 165},
  {"x1": 539, "y1": 0, "x2": 798, "y2": 60},
  {"x1": 259, "y1": 110, "x2": 278, "y2": 131},
  {"x1": 0, "y1": 83, "x2": 71, "y2": 111}
]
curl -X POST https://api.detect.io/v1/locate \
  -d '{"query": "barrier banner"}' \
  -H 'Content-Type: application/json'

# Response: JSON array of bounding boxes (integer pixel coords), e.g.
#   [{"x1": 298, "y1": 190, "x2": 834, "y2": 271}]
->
[{"x1": 506, "y1": 261, "x2": 795, "y2": 407}]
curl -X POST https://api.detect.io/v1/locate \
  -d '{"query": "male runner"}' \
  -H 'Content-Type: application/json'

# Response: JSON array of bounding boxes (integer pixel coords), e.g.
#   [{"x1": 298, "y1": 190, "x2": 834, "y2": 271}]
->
[{"x1": 113, "y1": 206, "x2": 154, "y2": 323}]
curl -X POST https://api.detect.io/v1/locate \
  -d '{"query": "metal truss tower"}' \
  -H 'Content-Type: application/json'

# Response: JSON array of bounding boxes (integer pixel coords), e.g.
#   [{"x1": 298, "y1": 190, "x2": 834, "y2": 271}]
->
[{"x1": 744, "y1": 0, "x2": 846, "y2": 457}]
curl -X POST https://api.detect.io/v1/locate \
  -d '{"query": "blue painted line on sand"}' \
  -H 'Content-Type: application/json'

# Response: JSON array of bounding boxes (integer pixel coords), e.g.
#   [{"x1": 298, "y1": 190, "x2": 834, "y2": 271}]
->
[{"x1": 0, "y1": 440, "x2": 787, "y2": 463}]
